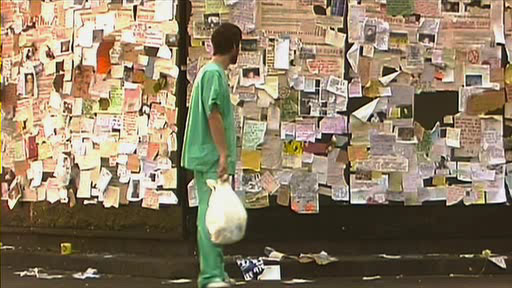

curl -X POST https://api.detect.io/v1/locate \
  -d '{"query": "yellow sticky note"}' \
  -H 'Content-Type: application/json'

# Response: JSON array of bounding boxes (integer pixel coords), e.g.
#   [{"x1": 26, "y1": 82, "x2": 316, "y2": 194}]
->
[
  {"x1": 433, "y1": 176, "x2": 446, "y2": 186},
  {"x1": 390, "y1": 107, "x2": 401, "y2": 119},
  {"x1": 191, "y1": 39, "x2": 204, "y2": 47},
  {"x1": 61, "y1": 243, "x2": 72, "y2": 255},
  {"x1": 99, "y1": 141, "x2": 118, "y2": 158},
  {"x1": 472, "y1": 183, "x2": 486, "y2": 205},
  {"x1": 241, "y1": 150, "x2": 262, "y2": 172},
  {"x1": 505, "y1": 64, "x2": 512, "y2": 85},
  {"x1": 389, "y1": 172, "x2": 403, "y2": 192},
  {"x1": 162, "y1": 168, "x2": 177, "y2": 189},
  {"x1": 348, "y1": 145, "x2": 368, "y2": 162},
  {"x1": 371, "y1": 171, "x2": 383, "y2": 180}
]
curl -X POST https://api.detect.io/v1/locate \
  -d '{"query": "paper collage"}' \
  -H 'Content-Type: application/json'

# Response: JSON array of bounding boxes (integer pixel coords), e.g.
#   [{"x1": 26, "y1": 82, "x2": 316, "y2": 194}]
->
[
  {"x1": 347, "y1": 0, "x2": 511, "y2": 206},
  {"x1": 3, "y1": 0, "x2": 512, "y2": 214},
  {"x1": 1, "y1": 0, "x2": 179, "y2": 210},
  {"x1": 187, "y1": 0, "x2": 512, "y2": 211},
  {"x1": 188, "y1": 0, "x2": 348, "y2": 212}
]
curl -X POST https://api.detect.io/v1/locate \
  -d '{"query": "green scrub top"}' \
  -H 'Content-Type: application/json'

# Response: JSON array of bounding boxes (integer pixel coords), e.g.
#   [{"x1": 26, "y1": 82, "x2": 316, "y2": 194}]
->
[{"x1": 182, "y1": 62, "x2": 236, "y2": 175}]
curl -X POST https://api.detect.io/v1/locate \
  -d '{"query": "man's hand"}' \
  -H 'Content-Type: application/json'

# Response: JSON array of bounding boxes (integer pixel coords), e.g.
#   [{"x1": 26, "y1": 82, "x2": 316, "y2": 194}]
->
[
  {"x1": 218, "y1": 154, "x2": 229, "y2": 182},
  {"x1": 208, "y1": 107, "x2": 230, "y2": 182}
]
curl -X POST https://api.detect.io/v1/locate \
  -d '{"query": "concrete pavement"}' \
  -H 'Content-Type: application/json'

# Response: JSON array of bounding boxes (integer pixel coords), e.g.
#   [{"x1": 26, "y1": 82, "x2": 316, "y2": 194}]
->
[{"x1": 2, "y1": 267, "x2": 512, "y2": 288}]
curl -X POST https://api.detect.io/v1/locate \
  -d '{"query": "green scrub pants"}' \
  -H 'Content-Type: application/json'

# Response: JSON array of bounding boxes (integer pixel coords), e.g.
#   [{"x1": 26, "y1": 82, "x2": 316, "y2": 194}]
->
[{"x1": 194, "y1": 170, "x2": 228, "y2": 288}]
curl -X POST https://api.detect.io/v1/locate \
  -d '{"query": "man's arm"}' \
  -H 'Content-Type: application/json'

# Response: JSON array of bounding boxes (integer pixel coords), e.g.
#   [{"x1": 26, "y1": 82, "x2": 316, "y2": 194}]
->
[{"x1": 208, "y1": 106, "x2": 229, "y2": 181}]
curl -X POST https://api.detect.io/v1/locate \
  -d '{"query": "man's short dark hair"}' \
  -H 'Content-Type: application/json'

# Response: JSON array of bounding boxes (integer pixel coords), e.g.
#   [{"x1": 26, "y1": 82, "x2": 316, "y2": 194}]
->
[{"x1": 211, "y1": 23, "x2": 242, "y2": 56}]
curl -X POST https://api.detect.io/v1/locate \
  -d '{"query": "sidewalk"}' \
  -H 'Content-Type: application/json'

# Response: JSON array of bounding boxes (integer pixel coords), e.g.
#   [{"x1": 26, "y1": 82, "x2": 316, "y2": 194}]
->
[
  {"x1": 2, "y1": 227, "x2": 512, "y2": 280},
  {"x1": 2, "y1": 247, "x2": 511, "y2": 280},
  {"x1": 3, "y1": 266, "x2": 512, "y2": 288}
]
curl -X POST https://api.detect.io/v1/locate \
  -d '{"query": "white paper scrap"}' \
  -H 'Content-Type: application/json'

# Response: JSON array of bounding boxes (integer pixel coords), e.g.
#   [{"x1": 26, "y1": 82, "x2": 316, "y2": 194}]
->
[
  {"x1": 489, "y1": 256, "x2": 508, "y2": 269},
  {"x1": 282, "y1": 279, "x2": 314, "y2": 285},
  {"x1": 72, "y1": 268, "x2": 100, "y2": 280}
]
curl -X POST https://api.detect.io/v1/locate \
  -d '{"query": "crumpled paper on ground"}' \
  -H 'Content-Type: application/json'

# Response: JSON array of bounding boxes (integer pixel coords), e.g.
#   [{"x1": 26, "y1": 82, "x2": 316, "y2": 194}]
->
[
  {"x1": 72, "y1": 268, "x2": 100, "y2": 279},
  {"x1": 14, "y1": 268, "x2": 64, "y2": 279},
  {"x1": 264, "y1": 247, "x2": 339, "y2": 265},
  {"x1": 295, "y1": 251, "x2": 339, "y2": 265}
]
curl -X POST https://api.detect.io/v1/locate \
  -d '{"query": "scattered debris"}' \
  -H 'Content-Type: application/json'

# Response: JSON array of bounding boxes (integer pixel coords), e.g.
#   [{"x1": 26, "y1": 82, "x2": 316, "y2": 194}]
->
[
  {"x1": 282, "y1": 279, "x2": 314, "y2": 285},
  {"x1": 297, "y1": 251, "x2": 338, "y2": 265},
  {"x1": 83, "y1": 199, "x2": 98, "y2": 205},
  {"x1": 236, "y1": 257, "x2": 265, "y2": 281},
  {"x1": 262, "y1": 247, "x2": 338, "y2": 265},
  {"x1": 363, "y1": 275, "x2": 382, "y2": 281},
  {"x1": 60, "y1": 243, "x2": 72, "y2": 255},
  {"x1": 72, "y1": 268, "x2": 100, "y2": 280},
  {"x1": 0, "y1": 245, "x2": 16, "y2": 250},
  {"x1": 489, "y1": 256, "x2": 508, "y2": 269},
  {"x1": 264, "y1": 247, "x2": 285, "y2": 261},
  {"x1": 379, "y1": 254, "x2": 401, "y2": 259},
  {"x1": 14, "y1": 268, "x2": 64, "y2": 279},
  {"x1": 481, "y1": 249, "x2": 508, "y2": 269},
  {"x1": 258, "y1": 265, "x2": 281, "y2": 280},
  {"x1": 161, "y1": 279, "x2": 192, "y2": 284},
  {"x1": 449, "y1": 274, "x2": 480, "y2": 278},
  {"x1": 481, "y1": 249, "x2": 492, "y2": 258}
]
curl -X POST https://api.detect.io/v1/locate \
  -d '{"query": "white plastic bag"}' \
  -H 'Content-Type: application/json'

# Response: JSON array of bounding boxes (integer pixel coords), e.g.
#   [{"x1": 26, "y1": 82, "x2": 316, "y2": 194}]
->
[{"x1": 206, "y1": 180, "x2": 247, "y2": 245}]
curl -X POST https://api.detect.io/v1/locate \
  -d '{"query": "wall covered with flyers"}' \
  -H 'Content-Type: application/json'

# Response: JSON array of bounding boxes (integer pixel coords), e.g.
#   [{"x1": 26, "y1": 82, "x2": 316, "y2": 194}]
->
[
  {"x1": 186, "y1": 0, "x2": 512, "y2": 213},
  {"x1": 1, "y1": 0, "x2": 512, "y2": 229},
  {"x1": 1, "y1": 0, "x2": 180, "y2": 215}
]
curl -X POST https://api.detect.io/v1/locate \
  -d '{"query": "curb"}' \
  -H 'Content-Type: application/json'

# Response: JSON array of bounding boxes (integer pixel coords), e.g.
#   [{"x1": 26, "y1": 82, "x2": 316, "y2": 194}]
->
[{"x1": 2, "y1": 250, "x2": 511, "y2": 280}]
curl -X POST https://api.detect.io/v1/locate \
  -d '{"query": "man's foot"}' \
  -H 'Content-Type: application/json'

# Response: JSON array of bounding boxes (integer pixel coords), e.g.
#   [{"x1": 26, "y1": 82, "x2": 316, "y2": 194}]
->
[{"x1": 206, "y1": 281, "x2": 230, "y2": 288}]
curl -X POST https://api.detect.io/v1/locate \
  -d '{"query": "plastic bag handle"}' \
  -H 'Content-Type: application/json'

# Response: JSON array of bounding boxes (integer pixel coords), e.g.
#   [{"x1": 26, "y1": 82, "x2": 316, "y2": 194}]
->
[{"x1": 206, "y1": 179, "x2": 218, "y2": 192}]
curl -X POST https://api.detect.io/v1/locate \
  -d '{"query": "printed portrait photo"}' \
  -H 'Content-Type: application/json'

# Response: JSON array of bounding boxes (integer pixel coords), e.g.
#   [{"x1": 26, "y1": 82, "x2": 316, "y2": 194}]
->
[
  {"x1": 24, "y1": 73, "x2": 35, "y2": 97},
  {"x1": 61, "y1": 40, "x2": 71, "y2": 54},
  {"x1": 240, "y1": 67, "x2": 263, "y2": 86},
  {"x1": 418, "y1": 33, "x2": 436, "y2": 47},
  {"x1": 465, "y1": 74, "x2": 483, "y2": 87},
  {"x1": 442, "y1": 0, "x2": 460, "y2": 13},
  {"x1": 204, "y1": 13, "x2": 221, "y2": 29},
  {"x1": 24, "y1": 47, "x2": 34, "y2": 61},
  {"x1": 165, "y1": 34, "x2": 178, "y2": 47},
  {"x1": 397, "y1": 127, "x2": 416, "y2": 142},
  {"x1": 243, "y1": 67, "x2": 261, "y2": 80},
  {"x1": 364, "y1": 24, "x2": 377, "y2": 43},
  {"x1": 93, "y1": 29, "x2": 104, "y2": 43},
  {"x1": 397, "y1": 105, "x2": 413, "y2": 119},
  {"x1": 241, "y1": 39, "x2": 258, "y2": 52},
  {"x1": 465, "y1": 0, "x2": 489, "y2": 12}
]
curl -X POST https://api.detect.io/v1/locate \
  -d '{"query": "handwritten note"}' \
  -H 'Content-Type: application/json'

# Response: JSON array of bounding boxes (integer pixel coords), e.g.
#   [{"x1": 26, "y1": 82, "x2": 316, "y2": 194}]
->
[
  {"x1": 261, "y1": 171, "x2": 280, "y2": 194},
  {"x1": 319, "y1": 116, "x2": 347, "y2": 134},
  {"x1": 242, "y1": 120, "x2": 267, "y2": 150},
  {"x1": 295, "y1": 121, "x2": 316, "y2": 143},
  {"x1": 454, "y1": 115, "x2": 481, "y2": 157}
]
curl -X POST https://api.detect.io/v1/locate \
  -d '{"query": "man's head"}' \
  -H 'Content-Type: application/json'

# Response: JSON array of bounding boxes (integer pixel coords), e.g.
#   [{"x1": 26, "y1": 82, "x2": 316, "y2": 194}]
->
[{"x1": 211, "y1": 23, "x2": 242, "y2": 65}]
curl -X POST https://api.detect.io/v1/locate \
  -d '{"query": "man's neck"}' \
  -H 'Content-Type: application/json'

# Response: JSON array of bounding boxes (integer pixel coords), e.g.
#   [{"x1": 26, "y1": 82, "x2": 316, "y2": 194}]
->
[{"x1": 212, "y1": 55, "x2": 230, "y2": 70}]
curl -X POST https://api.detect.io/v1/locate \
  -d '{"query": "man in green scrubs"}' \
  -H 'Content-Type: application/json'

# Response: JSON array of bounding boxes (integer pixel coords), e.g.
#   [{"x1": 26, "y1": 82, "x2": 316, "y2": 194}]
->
[{"x1": 182, "y1": 23, "x2": 242, "y2": 288}]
